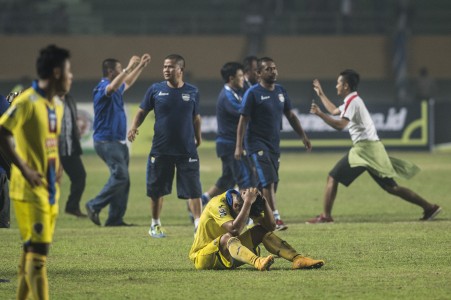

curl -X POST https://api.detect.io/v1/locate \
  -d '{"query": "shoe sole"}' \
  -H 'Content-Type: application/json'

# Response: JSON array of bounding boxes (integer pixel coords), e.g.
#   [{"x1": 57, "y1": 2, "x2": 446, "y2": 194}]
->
[
  {"x1": 148, "y1": 230, "x2": 166, "y2": 238},
  {"x1": 293, "y1": 261, "x2": 325, "y2": 270},
  {"x1": 85, "y1": 204, "x2": 100, "y2": 226},
  {"x1": 259, "y1": 256, "x2": 275, "y2": 271},
  {"x1": 423, "y1": 206, "x2": 442, "y2": 221},
  {"x1": 275, "y1": 225, "x2": 288, "y2": 231}
]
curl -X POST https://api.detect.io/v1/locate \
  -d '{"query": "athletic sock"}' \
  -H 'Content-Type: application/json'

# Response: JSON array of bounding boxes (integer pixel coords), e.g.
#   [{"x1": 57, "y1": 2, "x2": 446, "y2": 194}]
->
[
  {"x1": 194, "y1": 218, "x2": 200, "y2": 229},
  {"x1": 262, "y1": 232, "x2": 298, "y2": 261},
  {"x1": 273, "y1": 210, "x2": 280, "y2": 220},
  {"x1": 151, "y1": 219, "x2": 161, "y2": 227},
  {"x1": 227, "y1": 237, "x2": 258, "y2": 267},
  {"x1": 25, "y1": 252, "x2": 48, "y2": 300},
  {"x1": 16, "y1": 252, "x2": 29, "y2": 300},
  {"x1": 202, "y1": 192, "x2": 211, "y2": 202}
]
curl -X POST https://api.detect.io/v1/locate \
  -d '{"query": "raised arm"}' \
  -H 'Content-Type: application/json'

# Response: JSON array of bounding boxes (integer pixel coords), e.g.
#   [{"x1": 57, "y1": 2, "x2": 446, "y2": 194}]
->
[
  {"x1": 310, "y1": 103, "x2": 349, "y2": 131},
  {"x1": 313, "y1": 79, "x2": 341, "y2": 116},
  {"x1": 127, "y1": 108, "x2": 149, "y2": 142},
  {"x1": 284, "y1": 109, "x2": 312, "y2": 152},
  {"x1": 124, "y1": 53, "x2": 151, "y2": 91},
  {"x1": 221, "y1": 188, "x2": 259, "y2": 236},
  {"x1": 106, "y1": 55, "x2": 141, "y2": 95}
]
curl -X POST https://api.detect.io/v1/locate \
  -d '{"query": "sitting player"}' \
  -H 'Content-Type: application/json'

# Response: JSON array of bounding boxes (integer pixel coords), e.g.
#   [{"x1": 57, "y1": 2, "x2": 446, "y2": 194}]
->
[{"x1": 189, "y1": 187, "x2": 324, "y2": 271}]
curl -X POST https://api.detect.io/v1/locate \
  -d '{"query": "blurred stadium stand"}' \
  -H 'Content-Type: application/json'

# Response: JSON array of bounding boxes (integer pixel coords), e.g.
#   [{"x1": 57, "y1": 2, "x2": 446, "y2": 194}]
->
[{"x1": 0, "y1": 0, "x2": 450, "y2": 107}]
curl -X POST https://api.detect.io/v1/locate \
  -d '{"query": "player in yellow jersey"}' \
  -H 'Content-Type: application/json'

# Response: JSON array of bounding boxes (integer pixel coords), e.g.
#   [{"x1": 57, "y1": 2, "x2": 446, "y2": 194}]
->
[
  {"x1": 189, "y1": 187, "x2": 325, "y2": 271},
  {"x1": 0, "y1": 45, "x2": 72, "y2": 300}
]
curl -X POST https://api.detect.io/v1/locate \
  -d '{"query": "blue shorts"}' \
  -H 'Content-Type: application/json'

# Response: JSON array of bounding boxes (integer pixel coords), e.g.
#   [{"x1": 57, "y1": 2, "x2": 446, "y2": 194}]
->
[
  {"x1": 146, "y1": 154, "x2": 202, "y2": 199},
  {"x1": 251, "y1": 150, "x2": 280, "y2": 189},
  {"x1": 215, "y1": 154, "x2": 256, "y2": 190}
]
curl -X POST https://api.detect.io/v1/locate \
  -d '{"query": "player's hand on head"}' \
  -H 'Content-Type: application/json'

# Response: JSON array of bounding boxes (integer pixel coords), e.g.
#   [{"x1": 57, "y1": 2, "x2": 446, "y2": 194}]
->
[{"x1": 242, "y1": 187, "x2": 258, "y2": 204}]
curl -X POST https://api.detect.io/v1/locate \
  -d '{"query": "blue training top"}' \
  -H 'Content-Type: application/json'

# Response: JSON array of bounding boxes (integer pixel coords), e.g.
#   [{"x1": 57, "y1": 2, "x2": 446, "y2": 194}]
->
[
  {"x1": 240, "y1": 83, "x2": 292, "y2": 154},
  {"x1": 215, "y1": 85, "x2": 243, "y2": 157},
  {"x1": 140, "y1": 81, "x2": 200, "y2": 156},
  {"x1": 92, "y1": 78, "x2": 127, "y2": 142}
]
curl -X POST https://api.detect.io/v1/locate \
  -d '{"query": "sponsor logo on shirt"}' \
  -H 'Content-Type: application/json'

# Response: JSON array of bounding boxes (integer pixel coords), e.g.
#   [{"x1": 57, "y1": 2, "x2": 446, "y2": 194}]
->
[
  {"x1": 182, "y1": 94, "x2": 190, "y2": 101},
  {"x1": 188, "y1": 157, "x2": 198, "y2": 163},
  {"x1": 261, "y1": 95, "x2": 270, "y2": 100},
  {"x1": 218, "y1": 207, "x2": 227, "y2": 217},
  {"x1": 158, "y1": 91, "x2": 169, "y2": 96},
  {"x1": 278, "y1": 94, "x2": 285, "y2": 102}
]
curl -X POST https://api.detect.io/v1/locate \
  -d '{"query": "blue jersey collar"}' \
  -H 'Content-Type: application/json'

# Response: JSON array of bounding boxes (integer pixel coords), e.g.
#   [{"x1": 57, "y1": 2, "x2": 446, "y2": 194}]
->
[{"x1": 32, "y1": 80, "x2": 47, "y2": 98}]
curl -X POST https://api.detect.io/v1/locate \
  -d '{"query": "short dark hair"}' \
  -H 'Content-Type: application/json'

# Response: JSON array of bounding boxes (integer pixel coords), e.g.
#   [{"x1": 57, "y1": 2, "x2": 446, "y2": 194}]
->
[
  {"x1": 36, "y1": 44, "x2": 70, "y2": 80},
  {"x1": 339, "y1": 69, "x2": 360, "y2": 91},
  {"x1": 102, "y1": 58, "x2": 119, "y2": 77},
  {"x1": 243, "y1": 55, "x2": 258, "y2": 72},
  {"x1": 165, "y1": 54, "x2": 185, "y2": 69},
  {"x1": 220, "y1": 62, "x2": 243, "y2": 83},
  {"x1": 257, "y1": 57, "x2": 274, "y2": 72}
]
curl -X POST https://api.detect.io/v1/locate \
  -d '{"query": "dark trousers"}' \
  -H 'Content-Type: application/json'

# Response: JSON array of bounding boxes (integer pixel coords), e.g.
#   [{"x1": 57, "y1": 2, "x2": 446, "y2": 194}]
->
[
  {"x1": 60, "y1": 155, "x2": 86, "y2": 212},
  {"x1": 0, "y1": 173, "x2": 10, "y2": 228}
]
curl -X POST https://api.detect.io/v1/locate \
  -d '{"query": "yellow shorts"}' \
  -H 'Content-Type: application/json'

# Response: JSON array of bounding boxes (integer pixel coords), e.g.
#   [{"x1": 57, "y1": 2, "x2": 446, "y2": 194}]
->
[
  {"x1": 13, "y1": 198, "x2": 58, "y2": 244},
  {"x1": 193, "y1": 230, "x2": 256, "y2": 270}
]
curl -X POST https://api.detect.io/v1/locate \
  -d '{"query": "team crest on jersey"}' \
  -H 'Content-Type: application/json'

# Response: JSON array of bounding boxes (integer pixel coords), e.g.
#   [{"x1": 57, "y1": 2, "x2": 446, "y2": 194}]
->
[
  {"x1": 218, "y1": 206, "x2": 227, "y2": 217},
  {"x1": 258, "y1": 150, "x2": 264, "y2": 156},
  {"x1": 278, "y1": 94, "x2": 285, "y2": 102},
  {"x1": 150, "y1": 156, "x2": 155, "y2": 163},
  {"x1": 47, "y1": 107, "x2": 57, "y2": 133},
  {"x1": 182, "y1": 94, "x2": 190, "y2": 101}
]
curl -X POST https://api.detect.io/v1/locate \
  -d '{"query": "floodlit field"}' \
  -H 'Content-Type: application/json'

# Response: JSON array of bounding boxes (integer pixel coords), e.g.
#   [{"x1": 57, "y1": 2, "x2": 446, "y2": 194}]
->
[{"x1": 0, "y1": 148, "x2": 450, "y2": 299}]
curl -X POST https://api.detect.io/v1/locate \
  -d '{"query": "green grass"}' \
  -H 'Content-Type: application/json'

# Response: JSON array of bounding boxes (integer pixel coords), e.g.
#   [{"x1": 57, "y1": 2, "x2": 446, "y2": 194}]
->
[{"x1": 0, "y1": 149, "x2": 450, "y2": 299}]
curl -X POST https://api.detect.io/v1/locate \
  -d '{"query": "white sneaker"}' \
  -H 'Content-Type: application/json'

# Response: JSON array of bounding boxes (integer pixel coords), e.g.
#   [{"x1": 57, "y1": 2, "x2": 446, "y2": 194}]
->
[{"x1": 149, "y1": 225, "x2": 166, "y2": 238}]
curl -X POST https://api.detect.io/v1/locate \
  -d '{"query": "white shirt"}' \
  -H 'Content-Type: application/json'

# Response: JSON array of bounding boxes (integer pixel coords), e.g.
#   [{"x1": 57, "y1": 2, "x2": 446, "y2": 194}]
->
[{"x1": 339, "y1": 92, "x2": 379, "y2": 144}]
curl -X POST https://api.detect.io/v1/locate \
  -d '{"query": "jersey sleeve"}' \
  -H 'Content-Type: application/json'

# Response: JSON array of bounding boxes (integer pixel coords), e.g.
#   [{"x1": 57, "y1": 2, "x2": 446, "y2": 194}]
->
[
  {"x1": 0, "y1": 96, "x2": 32, "y2": 132},
  {"x1": 140, "y1": 85, "x2": 156, "y2": 112},
  {"x1": 281, "y1": 87, "x2": 293, "y2": 112},
  {"x1": 209, "y1": 202, "x2": 234, "y2": 227},
  {"x1": 341, "y1": 100, "x2": 357, "y2": 121},
  {"x1": 240, "y1": 89, "x2": 255, "y2": 116},
  {"x1": 222, "y1": 90, "x2": 241, "y2": 117}
]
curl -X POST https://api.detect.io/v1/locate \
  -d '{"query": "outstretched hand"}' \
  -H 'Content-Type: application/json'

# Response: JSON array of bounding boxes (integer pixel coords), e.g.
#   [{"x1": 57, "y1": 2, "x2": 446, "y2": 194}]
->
[
  {"x1": 312, "y1": 79, "x2": 324, "y2": 97},
  {"x1": 126, "y1": 56, "x2": 141, "y2": 72},
  {"x1": 140, "y1": 53, "x2": 151, "y2": 68},
  {"x1": 310, "y1": 103, "x2": 322, "y2": 115}
]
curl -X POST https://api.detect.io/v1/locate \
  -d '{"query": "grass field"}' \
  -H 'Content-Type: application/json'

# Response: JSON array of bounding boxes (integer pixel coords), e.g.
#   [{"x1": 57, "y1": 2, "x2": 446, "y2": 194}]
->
[{"x1": 0, "y1": 148, "x2": 450, "y2": 299}]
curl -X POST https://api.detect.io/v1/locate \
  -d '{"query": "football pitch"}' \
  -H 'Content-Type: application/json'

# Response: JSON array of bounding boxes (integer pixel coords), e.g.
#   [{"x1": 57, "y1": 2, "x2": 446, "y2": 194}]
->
[{"x1": 0, "y1": 148, "x2": 450, "y2": 299}]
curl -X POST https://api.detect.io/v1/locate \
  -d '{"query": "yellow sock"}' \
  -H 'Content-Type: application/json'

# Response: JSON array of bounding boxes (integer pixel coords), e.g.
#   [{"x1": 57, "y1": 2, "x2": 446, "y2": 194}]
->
[
  {"x1": 17, "y1": 252, "x2": 29, "y2": 300},
  {"x1": 227, "y1": 237, "x2": 259, "y2": 267},
  {"x1": 262, "y1": 232, "x2": 298, "y2": 261},
  {"x1": 25, "y1": 252, "x2": 49, "y2": 300}
]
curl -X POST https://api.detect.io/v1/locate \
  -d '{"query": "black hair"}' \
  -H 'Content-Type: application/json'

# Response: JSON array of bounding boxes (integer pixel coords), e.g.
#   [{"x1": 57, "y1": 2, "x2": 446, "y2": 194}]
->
[
  {"x1": 36, "y1": 44, "x2": 70, "y2": 80},
  {"x1": 220, "y1": 62, "x2": 243, "y2": 83},
  {"x1": 257, "y1": 57, "x2": 274, "y2": 72},
  {"x1": 339, "y1": 69, "x2": 360, "y2": 91},
  {"x1": 243, "y1": 55, "x2": 258, "y2": 72},
  {"x1": 102, "y1": 58, "x2": 120, "y2": 77},
  {"x1": 165, "y1": 54, "x2": 185, "y2": 69}
]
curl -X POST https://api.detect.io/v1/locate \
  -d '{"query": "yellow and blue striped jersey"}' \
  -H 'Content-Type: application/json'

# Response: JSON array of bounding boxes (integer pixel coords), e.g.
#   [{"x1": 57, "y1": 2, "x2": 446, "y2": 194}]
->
[{"x1": 0, "y1": 82, "x2": 63, "y2": 203}]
